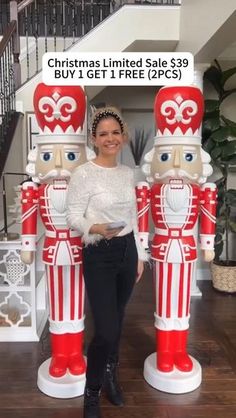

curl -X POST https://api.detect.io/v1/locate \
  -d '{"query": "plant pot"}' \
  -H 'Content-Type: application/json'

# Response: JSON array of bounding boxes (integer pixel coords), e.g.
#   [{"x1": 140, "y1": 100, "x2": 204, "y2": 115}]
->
[{"x1": 210, "y1": 261, "x2": 236, "y2": 293}]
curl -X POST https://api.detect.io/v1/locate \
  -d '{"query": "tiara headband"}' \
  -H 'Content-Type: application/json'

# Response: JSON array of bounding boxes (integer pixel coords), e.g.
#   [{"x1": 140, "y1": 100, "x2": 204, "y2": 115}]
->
[{"x1": 92, "y1": 109, "x2": 124, "y2": 136}]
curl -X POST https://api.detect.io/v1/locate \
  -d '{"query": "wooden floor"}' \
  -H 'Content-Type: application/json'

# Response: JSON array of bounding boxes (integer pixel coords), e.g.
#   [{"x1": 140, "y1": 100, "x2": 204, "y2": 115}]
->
[{"x1": 1, "y1": 268, "x2": 236, "y2": 418}]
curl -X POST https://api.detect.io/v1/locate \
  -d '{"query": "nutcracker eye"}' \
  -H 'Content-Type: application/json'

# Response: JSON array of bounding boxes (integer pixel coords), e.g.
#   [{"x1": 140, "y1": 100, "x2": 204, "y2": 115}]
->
[
  {"x1": 159, "y1": 153, "x2": 171, "y2": 162},
  {"x1": 40, "y1": 152, "x2": 53, "y2": 162},
  {"x1": 65, "y1": 152, "x2": 80, "y2": 161},
  {"x1": 184, "y1": 153, "x2": 196, "y2": 162}
]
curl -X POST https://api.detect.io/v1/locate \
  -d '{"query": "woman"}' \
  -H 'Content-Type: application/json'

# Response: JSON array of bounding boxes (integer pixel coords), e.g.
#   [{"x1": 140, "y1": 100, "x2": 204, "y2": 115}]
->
[{"x1": 66, "y1": 107, "x2": 148, "y2": 418}]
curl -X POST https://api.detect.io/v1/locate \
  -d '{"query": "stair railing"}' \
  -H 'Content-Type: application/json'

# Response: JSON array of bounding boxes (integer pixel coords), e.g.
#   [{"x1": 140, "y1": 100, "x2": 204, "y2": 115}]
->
[
  {"x1": 0, "y1": 20, "x2": 18, "y2": 150},
  {"x1": 6, "y1": 0, "x2": 180, "y2": 85}
]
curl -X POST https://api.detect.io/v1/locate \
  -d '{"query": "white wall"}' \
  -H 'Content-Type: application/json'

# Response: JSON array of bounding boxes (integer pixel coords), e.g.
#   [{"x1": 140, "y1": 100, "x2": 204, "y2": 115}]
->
[{"x1": 177, "y1": 0, "x2": 236, "y2": 62}]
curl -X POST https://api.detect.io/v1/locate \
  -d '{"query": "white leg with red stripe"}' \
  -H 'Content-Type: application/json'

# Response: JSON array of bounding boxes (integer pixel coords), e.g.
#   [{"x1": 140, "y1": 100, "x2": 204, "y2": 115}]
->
[
  {"x1": 37, "y1": 264, "x2": 86, "y2": 398},
  {"x1": 46, "y1": 264, "x2": 85, "y2": 333},
  {"x1": 154, "y1": 261, "x2": 193, "y2": 330},
  {"x1": 144, "y1": 260, "x2": 202, "y2": 393}
]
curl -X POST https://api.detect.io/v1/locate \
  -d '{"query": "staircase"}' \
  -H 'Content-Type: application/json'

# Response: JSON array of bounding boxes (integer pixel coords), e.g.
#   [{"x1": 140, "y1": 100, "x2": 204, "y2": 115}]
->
[
  {"x1": 0, "y1": 20, "x2": 22, "y2": 178},
  {"x1": 0, "y1": 0, "x2": 181, "y2": 179}
]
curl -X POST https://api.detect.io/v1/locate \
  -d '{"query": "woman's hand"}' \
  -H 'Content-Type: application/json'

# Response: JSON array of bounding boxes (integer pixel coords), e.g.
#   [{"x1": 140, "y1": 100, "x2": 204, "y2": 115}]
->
[
  {"x1": 89, "y1": 223, "x2": 123, "y2": 239},
  {"x1": 136, "y1": 260, "x2": 144, "y2": 283}
]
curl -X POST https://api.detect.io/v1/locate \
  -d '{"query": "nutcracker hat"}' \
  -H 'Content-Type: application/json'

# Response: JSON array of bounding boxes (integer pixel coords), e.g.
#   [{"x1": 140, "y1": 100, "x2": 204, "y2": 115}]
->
[
  {"x1": 33, "y1": 83, "x2": 87, "y2": 144},
  {"x1": 154, "y1": 85, "x2": 204, "y2": 146}
]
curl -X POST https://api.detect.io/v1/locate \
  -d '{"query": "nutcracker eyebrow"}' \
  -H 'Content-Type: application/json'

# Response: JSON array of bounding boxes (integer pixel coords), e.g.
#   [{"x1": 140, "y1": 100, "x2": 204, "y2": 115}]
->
[
  {"x1": 40, "y1": 145, "x2": 54, "y2": 150},
  {"x1": 63, "y1": 145, "x2": 80, "y2": 150},
  {"x1": 183, "y1": 146, "x2": 197, "y2": 151},
  {"x1": 157, "y1": 146, "x2": 173, "y2": 151}
]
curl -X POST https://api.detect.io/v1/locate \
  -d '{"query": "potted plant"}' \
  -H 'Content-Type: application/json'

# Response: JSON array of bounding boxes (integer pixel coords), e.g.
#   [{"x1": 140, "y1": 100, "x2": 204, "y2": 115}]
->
[
  {"x1": 129, "y1": 127, "x2": 151, "y2": 183},
  {"x1": 202, "y1": 60, "x2": 236, "y2": 292}
]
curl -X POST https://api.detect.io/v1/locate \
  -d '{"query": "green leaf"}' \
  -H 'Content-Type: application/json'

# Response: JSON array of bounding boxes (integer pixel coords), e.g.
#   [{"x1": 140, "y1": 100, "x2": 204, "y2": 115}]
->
[
  {"x1": 221, "y1": 140, "x2": 236, "y2": 159},
  {"x1": 204, "y1": 99, "x2": 220, "y2": 113},
  {"x1": 204, "y1": 66, "x2": 223, "y2": 97},
  {"x1": 210, "y1": 145, "x2": 222, "y2": 160},
  {"x1": 211, "y1": 127, "x2": 230, "y2": 142},
  {"x1": 215, "y1": 232, "x2": 223, "y2": 245},
  {"x1": 219, "y1": 205, "x2": 227, "y2": 217},
  {"x1": 214, "y1": 240, "x2": 224, "y2": 259},
  {"x1": 203, "y1": 137, "x2": 216, "y2": 153},
  {"x1": 216, "y1": 217, "x2": 227, "y2": 227},
  {"x1": 221, "y1": 67, "x2": 236, "y2": 86},
  {"x1": 203, "y1": 117, "x2": 220, "y2": 132},
  {"x1": 228, "y1": 156, "x2": 236, "y2": 166},
  {"x1": 216, "y1": 224, "x2": 225, "y2": 234},
  {"x1": 225, "y1": 190, "x2": 236, "y2": 206},
  {"x1": 221, "y1": 115, "x2": 236, "y2": 128},
  {"x1": 222, "y1": 88, "x2": 236, "y2": 102},
  {"x1": 228, "y1": 127, "x2": 236, "y2": 138},
  {"x1": 226, "y1": 189, "x2": 236, "y2": 197},
  {"x1": 218, "y1": 162, "x2": 229, "y2": 177},
  {"x1": 216, "y1": 204, "x2": 224, "y2": 219}
]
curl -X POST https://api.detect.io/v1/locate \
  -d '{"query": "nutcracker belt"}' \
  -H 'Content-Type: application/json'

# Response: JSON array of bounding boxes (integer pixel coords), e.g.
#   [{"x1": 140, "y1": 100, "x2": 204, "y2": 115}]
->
[
  {"x1": 155, "y1": 228, "x2": 193, "y2": 238},
  {"x1": 45, "y1": 229, "x2": 80, "y2": 240}
]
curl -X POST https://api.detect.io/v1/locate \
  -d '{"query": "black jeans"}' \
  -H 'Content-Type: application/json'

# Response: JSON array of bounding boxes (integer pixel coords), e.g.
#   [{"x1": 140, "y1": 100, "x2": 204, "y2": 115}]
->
[{"x1": 82, "y1": 232, "x2": 138, "y2": 389}]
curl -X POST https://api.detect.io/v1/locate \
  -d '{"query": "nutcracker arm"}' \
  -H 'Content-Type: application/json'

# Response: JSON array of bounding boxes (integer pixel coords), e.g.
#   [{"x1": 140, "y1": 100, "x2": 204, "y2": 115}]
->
[
  {"x1": 136, "y1": 181, "x2": 150, "y2": 250},
  {"x1": 200, "y1": 183, "x2": 217, "y2": 252},
  {"x1": 21, "y1": 181, "x2": 38, "y2": 253}
]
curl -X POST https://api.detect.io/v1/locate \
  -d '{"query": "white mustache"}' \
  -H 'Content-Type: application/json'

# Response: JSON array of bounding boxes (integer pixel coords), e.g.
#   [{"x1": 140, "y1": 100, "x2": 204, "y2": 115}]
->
[
  {"x1": 155, "y1": 169, "x2": 199, "y2": 180},
  {"x1": 38, "y1": 169, "x2": 72, "y2": 181},
  {"x1": 178, "y1": 170, "x2": 199, "y2": 180}
]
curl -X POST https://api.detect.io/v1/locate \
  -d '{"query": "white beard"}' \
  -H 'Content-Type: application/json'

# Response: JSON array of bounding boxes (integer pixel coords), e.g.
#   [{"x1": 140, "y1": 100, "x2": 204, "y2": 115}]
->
[
  {"x1": 165, "y1": 184, "x2": 189, "y2": 212},
  {"x1": 49, "y1": 181, "x2": 68, "y2": 214}
]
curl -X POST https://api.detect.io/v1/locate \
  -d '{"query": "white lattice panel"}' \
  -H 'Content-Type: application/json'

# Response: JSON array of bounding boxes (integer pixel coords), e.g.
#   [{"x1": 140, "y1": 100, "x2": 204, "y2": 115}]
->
[{"x1": 0, "y1": 233, "x2": 48, "y2": 341}]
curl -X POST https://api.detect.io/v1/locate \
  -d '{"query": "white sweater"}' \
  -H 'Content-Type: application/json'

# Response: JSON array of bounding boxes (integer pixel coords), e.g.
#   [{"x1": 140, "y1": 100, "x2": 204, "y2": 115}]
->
[{"x1": 66, "y1": 161, "x2": 148, "y2": 261}]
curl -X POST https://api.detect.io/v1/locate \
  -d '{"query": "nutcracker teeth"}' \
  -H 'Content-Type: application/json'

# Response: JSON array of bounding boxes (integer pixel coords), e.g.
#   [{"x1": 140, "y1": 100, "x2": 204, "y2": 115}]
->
[
  {"x1": 169, "y1": 178, "x2": 183, "y2": 189},
  {"x1": 53, "y1": 179, "x2": 67, "y2": 189}
]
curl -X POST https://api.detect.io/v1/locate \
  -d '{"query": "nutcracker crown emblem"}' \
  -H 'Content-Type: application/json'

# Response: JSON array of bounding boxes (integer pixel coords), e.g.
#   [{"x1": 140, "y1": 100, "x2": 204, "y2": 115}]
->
[
  {"x1": 154, "y1": 86, "x2": 204, "y2": 145},
  {"x1": 33, "y1": 83, "x2": 86, "y2": 144}
]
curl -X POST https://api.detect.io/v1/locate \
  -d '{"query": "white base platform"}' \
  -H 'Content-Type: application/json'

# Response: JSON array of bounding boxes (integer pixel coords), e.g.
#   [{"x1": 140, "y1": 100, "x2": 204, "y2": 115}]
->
[
  {"x1": 37, "y1": 358, "x2": 86, "y2": 398},
  {"x1": 191, "y1": 283, "x2": 202, "y2": 297},
  {"x1": 144, "y1": 353, "x2": 201, "y2": 394}
]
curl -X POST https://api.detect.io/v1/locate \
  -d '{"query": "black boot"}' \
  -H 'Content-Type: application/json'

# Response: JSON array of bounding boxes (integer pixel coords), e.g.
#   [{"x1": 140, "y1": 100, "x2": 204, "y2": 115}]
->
[
  {"x1": 104, "y1": 362, "x2": 124, "y2": 406},
  {"x1": 83, "y1": 386, "x2": 102, "y2": 418}
]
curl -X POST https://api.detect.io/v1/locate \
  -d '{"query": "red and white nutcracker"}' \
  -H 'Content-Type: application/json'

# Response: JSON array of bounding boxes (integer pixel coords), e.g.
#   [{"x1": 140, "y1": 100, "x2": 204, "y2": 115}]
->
[
  {"x1": 21, "y1": 83, "x2": 92, "y2": 398},
  {"x1": 138, "y1": 86, "x2": 217, "y2": 393}
]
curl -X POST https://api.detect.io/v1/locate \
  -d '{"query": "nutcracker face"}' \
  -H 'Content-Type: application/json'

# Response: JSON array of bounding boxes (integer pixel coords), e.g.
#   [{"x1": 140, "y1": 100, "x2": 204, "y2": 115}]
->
[
  {"x1": 35, "y1": 143, "x2": 87, "y2": 183},
  {"x1": 151, "y1": 144, "x2": 203, "y2": 184}
]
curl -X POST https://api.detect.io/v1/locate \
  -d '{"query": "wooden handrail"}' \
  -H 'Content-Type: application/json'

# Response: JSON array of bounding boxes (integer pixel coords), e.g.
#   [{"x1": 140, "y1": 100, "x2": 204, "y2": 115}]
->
[{"x1": 0, "y1": 20, "x2": 16, "y2": 57}]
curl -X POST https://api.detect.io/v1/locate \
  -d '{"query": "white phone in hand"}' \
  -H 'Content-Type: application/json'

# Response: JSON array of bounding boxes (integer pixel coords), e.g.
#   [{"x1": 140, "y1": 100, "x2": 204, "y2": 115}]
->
[{"x1": 107, "y1": 221, "x2": 127, "y2": 230}]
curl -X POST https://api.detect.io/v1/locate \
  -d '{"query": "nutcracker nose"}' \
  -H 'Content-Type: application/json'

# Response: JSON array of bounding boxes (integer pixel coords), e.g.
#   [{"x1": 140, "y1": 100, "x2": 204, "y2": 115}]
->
[
  {"x1": 55, "y1": 149, "x2": 62, "y2": 167},
  {"x1": 173, "y1": 149, "x2": 181, "y2": 168}
]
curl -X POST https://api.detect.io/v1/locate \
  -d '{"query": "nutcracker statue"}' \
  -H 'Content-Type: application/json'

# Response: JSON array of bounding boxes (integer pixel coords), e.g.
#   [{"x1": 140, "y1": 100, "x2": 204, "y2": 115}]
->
[
  {"x1": 137, "y1": 86, "x2": 217, "y2": 393},
  {"x1": 20, "y1": 83, "x2": 93, "y2": 398}
]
